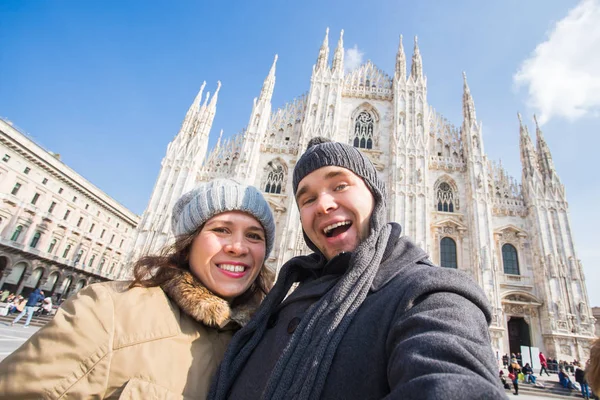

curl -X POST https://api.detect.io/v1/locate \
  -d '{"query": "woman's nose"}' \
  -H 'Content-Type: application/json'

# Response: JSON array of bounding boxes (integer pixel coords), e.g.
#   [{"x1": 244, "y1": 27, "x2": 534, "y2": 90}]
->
[{"x1": 224, "y1": 237, "x2": 249, "y2": 255}]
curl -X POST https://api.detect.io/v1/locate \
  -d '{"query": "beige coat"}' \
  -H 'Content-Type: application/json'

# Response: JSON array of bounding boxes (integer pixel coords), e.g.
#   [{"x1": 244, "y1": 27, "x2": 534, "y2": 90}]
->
[{"x1": 0, "y1": 272, "x2": 255, "y2": 399}]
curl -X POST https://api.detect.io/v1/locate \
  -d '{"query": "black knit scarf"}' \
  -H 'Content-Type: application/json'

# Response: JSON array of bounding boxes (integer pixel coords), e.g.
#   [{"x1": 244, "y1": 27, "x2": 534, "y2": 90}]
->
[{"x1": 208, "y1": 197, "x2": 391, "y2": 400}]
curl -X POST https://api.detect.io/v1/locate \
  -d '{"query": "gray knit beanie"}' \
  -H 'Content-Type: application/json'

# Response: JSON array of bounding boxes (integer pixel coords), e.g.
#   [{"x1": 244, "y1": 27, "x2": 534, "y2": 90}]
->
[
  {"x1": 292, "y1": 137, "x2": 387, "y2": 253},
  {"x1": 171, "y1": 179, "x2": 276, "y2": 258},
  {"x1": 293, "y1": 137, "x2": 386, "y2": 202}
]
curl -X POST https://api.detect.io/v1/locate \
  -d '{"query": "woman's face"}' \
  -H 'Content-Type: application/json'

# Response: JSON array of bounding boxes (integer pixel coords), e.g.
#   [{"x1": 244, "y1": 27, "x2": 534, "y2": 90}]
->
[{"x1": 189, "y1": 211, "x2": 266, "y2": 302}]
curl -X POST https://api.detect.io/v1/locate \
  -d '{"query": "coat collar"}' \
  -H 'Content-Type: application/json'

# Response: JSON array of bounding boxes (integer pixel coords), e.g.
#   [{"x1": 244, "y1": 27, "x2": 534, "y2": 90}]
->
[
  {"x1": 371, "y1": 223, "x2": 431, "y2": 291},
  {"x1": 285, "y1": 223, "x2": 430, "y2": 299},
  {"x1": 160, "y1": 270, "x2": 259, "y2": 329}
]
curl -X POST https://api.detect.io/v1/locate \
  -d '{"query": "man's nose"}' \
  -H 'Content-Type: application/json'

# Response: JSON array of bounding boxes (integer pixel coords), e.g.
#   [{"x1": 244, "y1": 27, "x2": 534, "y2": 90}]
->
[{"x1": 315, "y1": 193, "x2": 337, "y2": 214}]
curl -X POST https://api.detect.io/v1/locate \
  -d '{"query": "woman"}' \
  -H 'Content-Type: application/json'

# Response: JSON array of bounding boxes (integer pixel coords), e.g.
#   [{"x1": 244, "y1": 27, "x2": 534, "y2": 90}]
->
[
  {"x1": 522, "y1": 363, "x2": 537, "y2": 384},
  {"x1": 7, "y1": 295, "x2": 25, "y2": 314},
  {"x1": 0, "y1": 179, "x2": 275, "y2": 399},
  {"x1": 508, "y1": 358, "x2": 522, "y2": 395}
]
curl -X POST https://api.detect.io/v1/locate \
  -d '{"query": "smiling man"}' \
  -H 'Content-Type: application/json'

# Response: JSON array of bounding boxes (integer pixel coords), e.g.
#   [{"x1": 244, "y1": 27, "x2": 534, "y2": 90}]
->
[{"x1": 209, "y1": 137, "x2": 505, "y2": 400}]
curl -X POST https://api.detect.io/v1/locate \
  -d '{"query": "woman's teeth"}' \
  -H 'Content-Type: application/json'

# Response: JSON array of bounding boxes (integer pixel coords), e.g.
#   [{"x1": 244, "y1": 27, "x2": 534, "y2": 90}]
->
[{"x1": 218, "y1": 264, "x2": 246, "y2": 273}]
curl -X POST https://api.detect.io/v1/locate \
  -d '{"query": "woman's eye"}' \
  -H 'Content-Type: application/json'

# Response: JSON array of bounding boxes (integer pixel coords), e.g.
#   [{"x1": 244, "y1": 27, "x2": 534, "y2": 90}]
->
[
  {"x1": 334, "y1": 183, "x2": 348, "y2": 191},
  {"x1": 247, "y1": 233, "x2": 265, "y2": 241},
  {"x1": 212, "y1": 227, "x2": 228, "y2": 233}
]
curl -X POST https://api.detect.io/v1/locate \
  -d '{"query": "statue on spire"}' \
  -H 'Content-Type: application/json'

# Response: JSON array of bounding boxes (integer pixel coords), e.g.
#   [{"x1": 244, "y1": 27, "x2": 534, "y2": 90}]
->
[
  {"x1": 332, "y1": 29, "x2": 344, "y2": 73},
  {"x1": 462, "y1": 72, "x2": 476, "y2": 123},
  {"x1": 316, "y1": 28, "x2": 330, "y2": 71},
  {"x1": 208, "y1": 81, "x2": 221, "y2": 109},
  {"x1": 181, "y1": 81, "x2": 206, "y2": 133},
  {"x1": 395, "y1": 34, "x2": 406, "y2": 79},
  {"x1": 410, "y1": 36, "x2": 423, "y2": 80},
  {"x1": 534, "y1": 114, "x2": 555, "y2": 178},
  {"x1": 259, "y1": 55, "x2": 278, "y2": 103},
  {"x1": 517, "y1": 112, "x2": 537, "y2": 178}
]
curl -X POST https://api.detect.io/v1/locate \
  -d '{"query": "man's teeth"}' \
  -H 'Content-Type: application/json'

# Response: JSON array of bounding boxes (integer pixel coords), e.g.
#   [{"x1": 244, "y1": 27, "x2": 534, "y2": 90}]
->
[
  {"x1": 218, "y1": 264, "x2": 246, "y2": 273},
  {"x1": 323, "y1": 221, "x2": 351, "y2": 234}
]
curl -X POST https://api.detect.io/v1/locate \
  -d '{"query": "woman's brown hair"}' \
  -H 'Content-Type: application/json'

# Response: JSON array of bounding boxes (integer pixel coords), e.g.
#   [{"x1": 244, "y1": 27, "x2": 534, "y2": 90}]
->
[
  {"x1": 128, "y1": 226, "x2": 271, "y2": 306},
  {"x1": 588, "y1": 339, "x2": 600, "y2": 393}
]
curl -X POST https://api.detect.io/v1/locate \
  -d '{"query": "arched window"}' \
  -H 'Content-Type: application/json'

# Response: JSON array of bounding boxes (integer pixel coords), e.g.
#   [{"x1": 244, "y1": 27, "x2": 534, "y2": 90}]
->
[
  {"x1": 24, "y1": 267, "x2": 44, "y2": 289},
  {"x1": 47, "y1": 238, "x2": 57, "y2": 254},
  {"x1": 353, "y1": 111, "x2": 374, "y2": 149},
  {"x1": 440, "y1": 237, "x2": 458, "y2": 268},
  {"x1": 11, "y1": 225, "x2": 23, "y2": 241},
  {"x1": 88, "y1": 254, "x2": 96, "y2": 267},
  {"x1": 502, "y1": 244, "x2": 520, "y2": 275},
  {"x1": 436, "y1": 182, "x2": 456, "y2": 212},
  {"x1": 41, "y1": 271, "x2": 59, "y2": 292},
  {"x1": 30, "y1": 231, "x2": 41, "y2": 248},
  {"x1": 62, "y1": 244, "x2": 71, "y2": 258},
  {"x1": 98, "y1": 258, "x2": 106, "y2": 272},
  {"x1": 74, "y1": 249, "x2": 84, "y2": 263},
  {"x1": 264, "y1": 160, "x2": 285, "y2": 194}
]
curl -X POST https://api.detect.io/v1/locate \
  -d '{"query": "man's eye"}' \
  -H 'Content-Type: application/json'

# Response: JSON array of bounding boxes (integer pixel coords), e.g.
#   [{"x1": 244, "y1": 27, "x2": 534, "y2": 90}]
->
[
  {"x1": 301, "y1": 197, "x2": 315, "y2": 206},
  {"x1": 212, "y1": 227, "x2": 228, "y2": 233},
  {"x1": 334, "y1": 183, "x2": 348, "y2": 191}
]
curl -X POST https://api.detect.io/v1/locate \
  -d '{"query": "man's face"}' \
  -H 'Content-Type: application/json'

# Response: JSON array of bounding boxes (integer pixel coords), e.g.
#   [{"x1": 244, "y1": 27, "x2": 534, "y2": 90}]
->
[{"x1": 295, "y1": 166, "x2": 375, "y2": 260}]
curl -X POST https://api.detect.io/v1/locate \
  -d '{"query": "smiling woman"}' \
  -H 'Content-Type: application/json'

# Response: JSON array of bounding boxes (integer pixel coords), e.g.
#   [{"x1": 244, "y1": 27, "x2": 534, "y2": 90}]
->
[{"x1": 0, "y1": 179, "x2": 276, "y2": 399}]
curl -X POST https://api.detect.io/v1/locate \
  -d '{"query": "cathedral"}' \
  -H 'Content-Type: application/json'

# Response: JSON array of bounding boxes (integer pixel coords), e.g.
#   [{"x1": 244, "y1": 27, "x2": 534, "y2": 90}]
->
[{"x1": 129, "y1": 29, "x2": 596, "y2": 361}]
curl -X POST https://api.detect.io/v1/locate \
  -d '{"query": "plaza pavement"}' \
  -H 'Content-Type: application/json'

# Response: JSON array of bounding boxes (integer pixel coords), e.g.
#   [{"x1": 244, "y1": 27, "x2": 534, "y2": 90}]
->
[{"x1": 0, "y1": 322, "x2": 40, "y2": 361}]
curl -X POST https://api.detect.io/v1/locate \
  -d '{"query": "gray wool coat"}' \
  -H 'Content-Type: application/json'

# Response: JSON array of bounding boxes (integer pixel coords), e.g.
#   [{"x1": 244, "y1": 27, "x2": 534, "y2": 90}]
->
[{"x1": 227, "y1": 223, "x2": 505, "y2": 399}]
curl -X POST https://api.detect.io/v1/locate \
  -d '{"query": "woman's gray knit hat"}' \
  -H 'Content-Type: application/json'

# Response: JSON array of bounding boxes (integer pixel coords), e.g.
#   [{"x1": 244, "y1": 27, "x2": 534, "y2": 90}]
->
[{"x1": 171, "y1": 179, "x2": 276, "y2": 258}]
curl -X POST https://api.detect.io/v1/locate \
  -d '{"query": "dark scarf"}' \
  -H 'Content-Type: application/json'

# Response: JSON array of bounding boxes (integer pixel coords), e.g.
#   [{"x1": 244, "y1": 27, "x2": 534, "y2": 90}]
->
[
  {"x1": 209, "y1": 197, "x2": 391, "y2": 400},
  {"x1": 161, "y1": 270, "x2": 258, "y2": 329}
]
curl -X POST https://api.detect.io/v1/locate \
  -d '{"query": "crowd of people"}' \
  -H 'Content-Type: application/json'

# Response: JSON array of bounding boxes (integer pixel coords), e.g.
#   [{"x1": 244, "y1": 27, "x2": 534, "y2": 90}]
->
[
  {"x1": 499, "y1": 350, "x2": 598, "y2": 399},
  {"x1": 1, "y1": 288, "x2": 56, "y2": 327},
  {"x1": 0, "y1": 137, "x2": 597, "y2": 399}
]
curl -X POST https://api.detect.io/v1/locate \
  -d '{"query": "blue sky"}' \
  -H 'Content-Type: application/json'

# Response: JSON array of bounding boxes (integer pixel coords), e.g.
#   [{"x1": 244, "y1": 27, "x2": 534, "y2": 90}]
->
[{"x1": 1, "y1": 1, "x2": 599, "y2": 305}]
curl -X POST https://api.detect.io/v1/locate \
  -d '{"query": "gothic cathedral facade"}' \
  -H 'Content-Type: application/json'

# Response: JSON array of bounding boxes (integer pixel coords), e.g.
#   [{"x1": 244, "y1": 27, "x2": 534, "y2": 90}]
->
[{"x1": 129, "y1": 29, "x2": 596, "y2": 361}]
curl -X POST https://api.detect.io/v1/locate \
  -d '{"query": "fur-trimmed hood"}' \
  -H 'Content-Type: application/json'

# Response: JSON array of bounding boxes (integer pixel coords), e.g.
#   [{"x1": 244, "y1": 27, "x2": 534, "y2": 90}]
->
[{"x1": 161, "y1": 270, "x2": 261, "y2": 329}]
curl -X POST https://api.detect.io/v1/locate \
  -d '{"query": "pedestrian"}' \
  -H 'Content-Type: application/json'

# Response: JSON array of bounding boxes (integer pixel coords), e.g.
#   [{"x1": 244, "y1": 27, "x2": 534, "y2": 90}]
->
[
  {"x1": 509, "y1": 358, "x2": 522, "y2": 395},
  {"x1": 40, "y1": 296, "x2": 53, "y2": 315},
  {"x1": 10, "y1": 288, "x2": 44, "y2": 327},
  {"x1": 0, "y1": 179, "x2": 275, "y2": 398},
  {"x1": 209, "y1": 137, "x2": 505, "y2": 399},
  {"x1": 0, "y1": 289, "x2": 10, "y2": 302},
  {"x1": 539, "y1": 351, "x2": 550, "y2": 376},
  {"x1": 500, "y1": 370, "x2": 511, "y2": 389},
  {"x1": 576, "y1": 363, "x2": 591, "y2": 399},
  {"x1": 503, "y1": 353, "x2": 510, "y2": 368}
]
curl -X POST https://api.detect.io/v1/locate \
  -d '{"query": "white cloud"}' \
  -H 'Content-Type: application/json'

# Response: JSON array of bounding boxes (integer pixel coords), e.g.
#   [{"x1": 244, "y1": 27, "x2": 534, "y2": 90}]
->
[
  {"x1": 345, "y1": 45, "x2": 364, "y2": 73},
  {"x1": 513, "y1": 0, "x2": 600, "y2": 124}
]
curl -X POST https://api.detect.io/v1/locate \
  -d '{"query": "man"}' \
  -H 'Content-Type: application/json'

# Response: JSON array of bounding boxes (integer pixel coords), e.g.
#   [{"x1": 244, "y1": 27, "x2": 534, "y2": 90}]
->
[
  {"x1": 539, "y1": 351, "x2": 550, "y2": 376},
  {"x1": 11, "y1": 288, "x2": 44, "y2": 328},
  {"x1": 210, "y1": 138, "x2": 504, "y2": 399},
  {"x1": 575, "y1": 363, "x2": 591, "y2": 400}
]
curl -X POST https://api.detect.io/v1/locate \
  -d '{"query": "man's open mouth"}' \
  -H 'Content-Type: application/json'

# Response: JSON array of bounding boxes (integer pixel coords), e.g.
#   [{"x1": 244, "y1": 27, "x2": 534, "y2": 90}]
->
[{"x1": 323, "y1": 221, "x2": 352, "y2": 238}]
